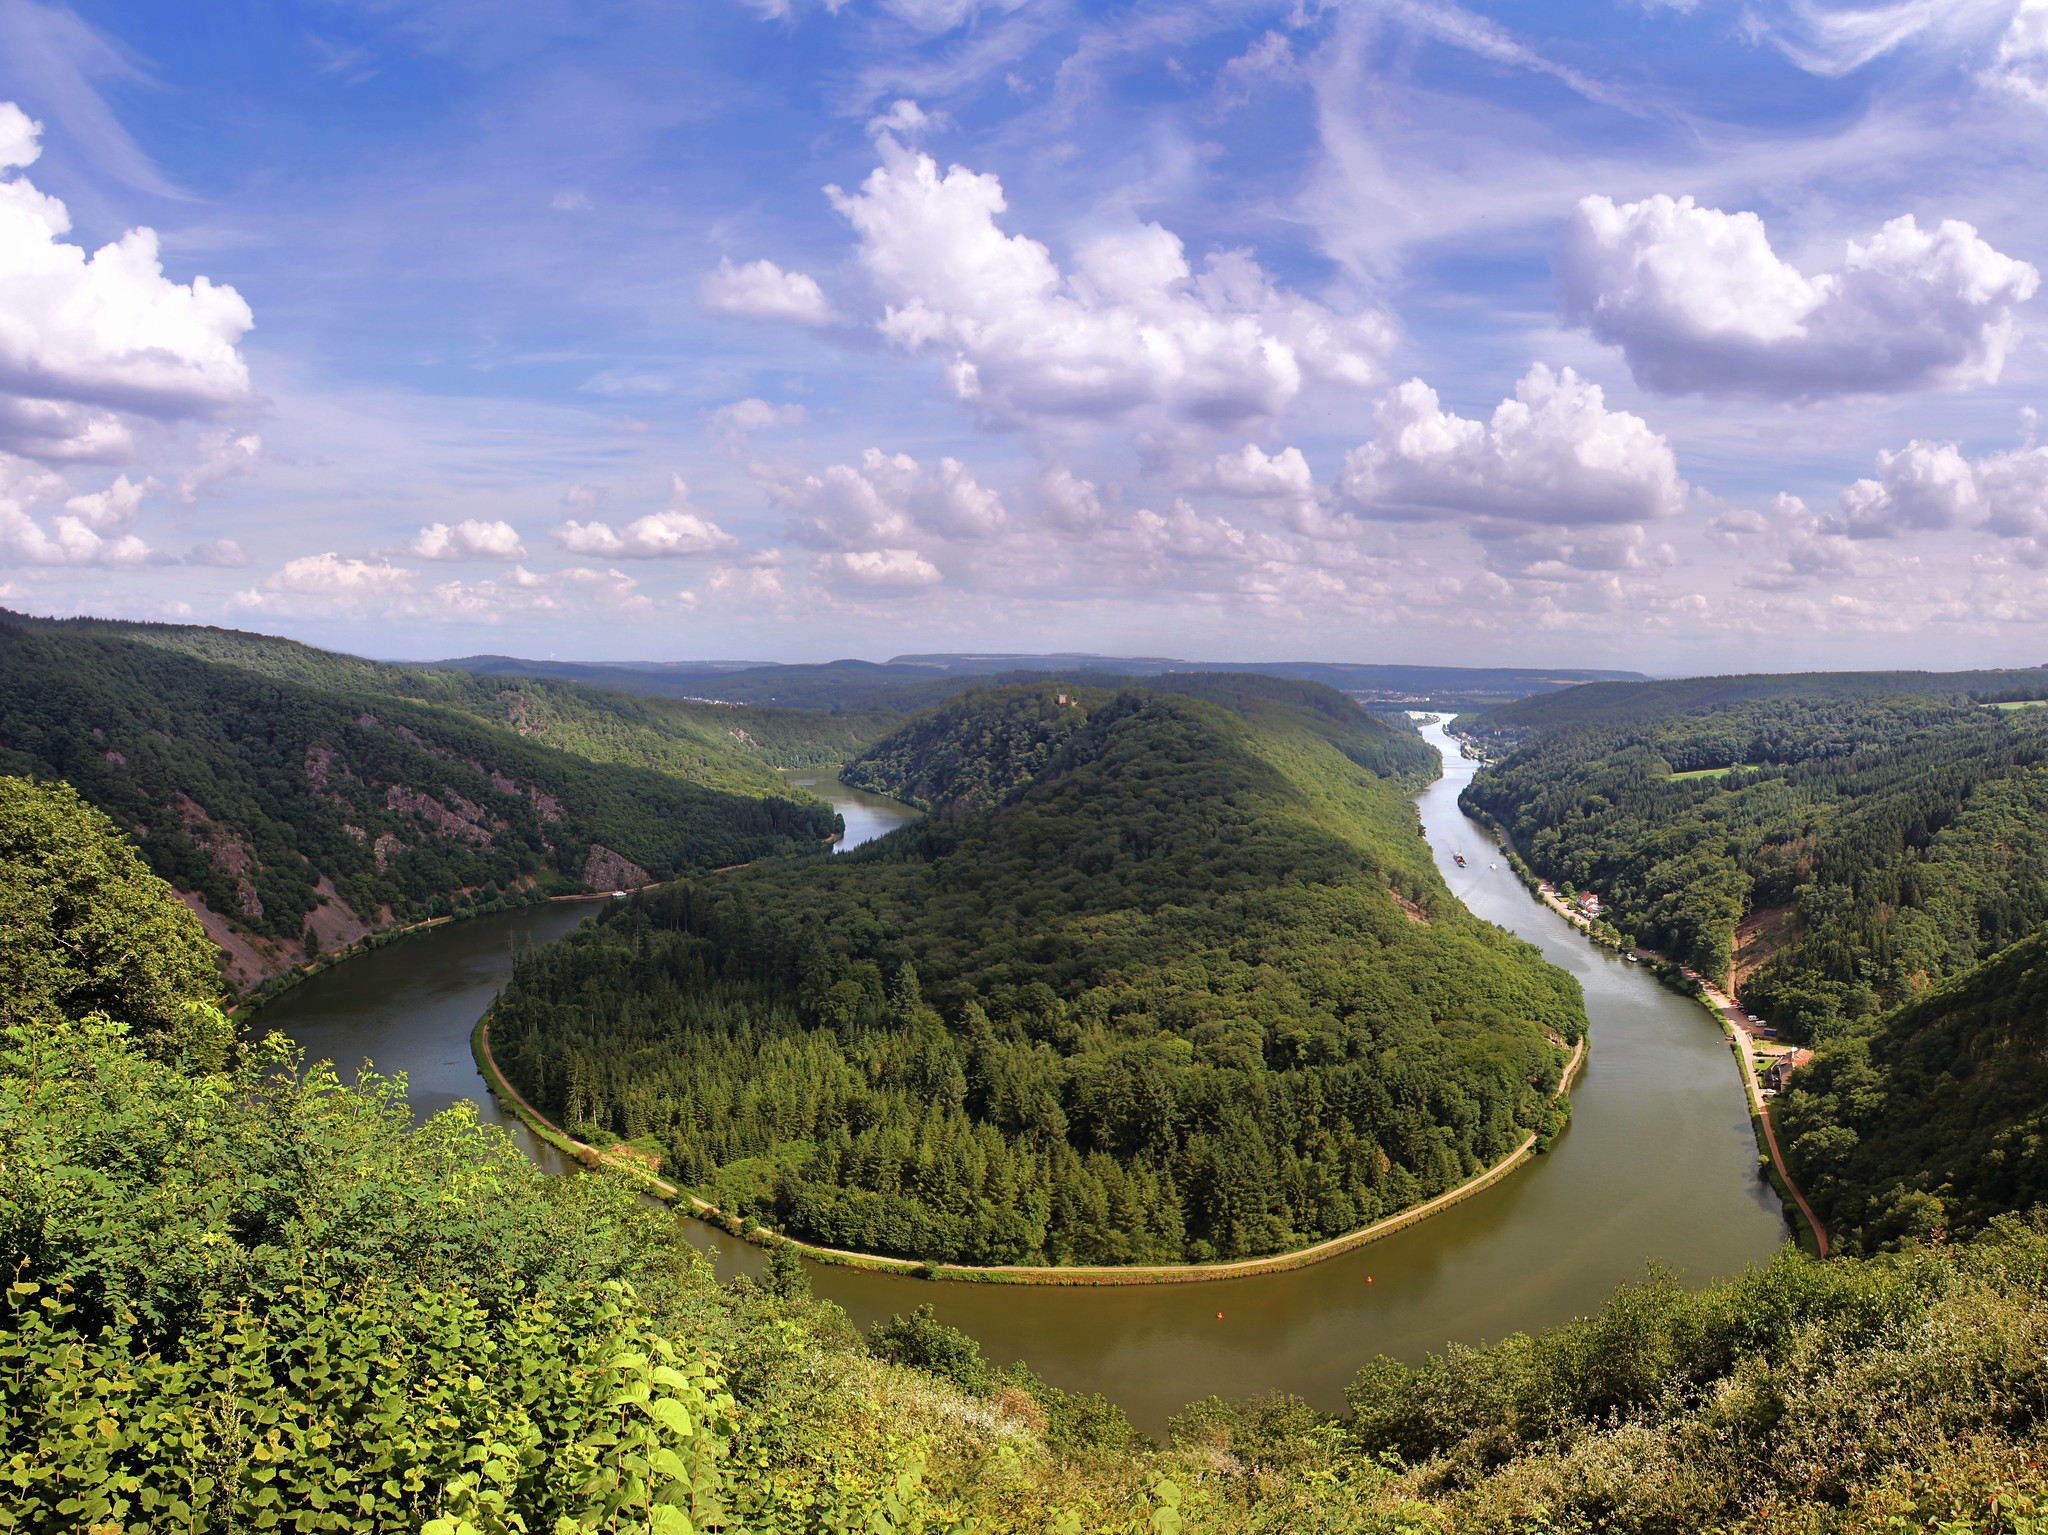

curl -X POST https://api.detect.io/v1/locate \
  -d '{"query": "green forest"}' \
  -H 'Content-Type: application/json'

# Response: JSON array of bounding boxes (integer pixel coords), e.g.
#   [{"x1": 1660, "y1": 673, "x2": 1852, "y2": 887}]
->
[
  {"x1": 0, "y1": 616, "x2": 836, "y2": 980},
  {"x1": 1462, "y1": 681, "x2": 2048, "y2": 1041},
  {"x1": 1460, "y1": 671, "x2": 2048, "y2": 1260},
  {"x1": 26, "y1": 769, "x2": 2048, "y2": 1532},
  {"x1": 27, "y1": 610, "x2": 897, "y2": 789},
  {"x1": 490, "y1": 681, "x2": 1581, "y2": 1266}
]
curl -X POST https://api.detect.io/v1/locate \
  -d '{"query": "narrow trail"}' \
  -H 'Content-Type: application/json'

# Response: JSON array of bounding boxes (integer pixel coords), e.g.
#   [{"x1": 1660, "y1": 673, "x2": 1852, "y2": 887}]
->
[
  {"x1": 1698, "y1": 979, "x2": 1831, "y2": 1258},
  {"x1": 475, "y1": 1019, "x2": 1587, "y2": 1287}
]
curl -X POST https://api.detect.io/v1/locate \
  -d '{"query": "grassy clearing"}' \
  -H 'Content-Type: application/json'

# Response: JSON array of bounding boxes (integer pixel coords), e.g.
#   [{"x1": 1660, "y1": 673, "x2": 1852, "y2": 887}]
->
[{"x1": 1668, "y1": 762, "x2": 1763, "y2": 780}]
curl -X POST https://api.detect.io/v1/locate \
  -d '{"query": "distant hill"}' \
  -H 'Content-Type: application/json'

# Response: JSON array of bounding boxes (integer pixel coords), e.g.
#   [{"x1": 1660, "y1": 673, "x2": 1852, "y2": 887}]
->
[
  {"x1": 32, "y1": 614, "x2": 894, "y2": 788},
  {"x1": 1470, "y1": 668, "x2": 2048, "y2": 738},
  {"x1": 842, "y1": 675, "x2": 1436, "y2": 813},
  {"x1": 0, "y1": 615, "x2": 837, "y2": 989},
  {"x1": 421, "y1": 651, "x2": 1648, "y2": 712}
]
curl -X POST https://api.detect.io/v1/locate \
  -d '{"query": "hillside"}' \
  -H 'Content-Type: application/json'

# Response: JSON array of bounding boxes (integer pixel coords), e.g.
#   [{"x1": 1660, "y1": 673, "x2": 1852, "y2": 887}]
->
[
  {"x1": 842, "y1": 676, "x2": 1434, "y2": 814},
  {"x1": 27, "y1": 771, "x2": 2048, "y2": 1531},
  {"x1": 1462, "y1": 683, "x2": 2048, "y2": 1038},
  {"x1": 27, "y1": 611, "x2": 895, "y2": 789},
  {"x1": 1777, "y1": 927, "x2": 2048, "y2": 1254},
  {"x1": 1470, "y1": 666, "x2": 2048, "y2": 738},
  {"x1": 490, "y1": 682, "x2": 1582, "y2": 1266},
  {"x1": 0, "y1": 617, "x2": 835, "y2": 988}
]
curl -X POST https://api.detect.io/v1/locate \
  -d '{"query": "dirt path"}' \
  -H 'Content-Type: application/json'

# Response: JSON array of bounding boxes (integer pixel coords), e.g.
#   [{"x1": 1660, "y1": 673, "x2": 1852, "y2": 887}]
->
[
  {"x1": 1695, "y1": 979, "x2": 1830, "y2": 1258},
  {"x1": 476, "y1": 1019, "x2": 1586, "y2": 1287}
]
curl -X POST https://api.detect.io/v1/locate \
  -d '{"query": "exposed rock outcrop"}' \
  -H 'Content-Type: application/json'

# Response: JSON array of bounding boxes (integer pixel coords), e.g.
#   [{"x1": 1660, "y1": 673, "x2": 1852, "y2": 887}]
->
[{"x1": 582, "y1": 844, "x2": 651, "y2": 890}]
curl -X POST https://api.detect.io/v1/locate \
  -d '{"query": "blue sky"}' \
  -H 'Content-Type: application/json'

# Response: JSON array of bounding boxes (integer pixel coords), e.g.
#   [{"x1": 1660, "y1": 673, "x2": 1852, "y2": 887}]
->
[{"x1": 4, "y1": 0, "x2": 2048, "y2": 669}]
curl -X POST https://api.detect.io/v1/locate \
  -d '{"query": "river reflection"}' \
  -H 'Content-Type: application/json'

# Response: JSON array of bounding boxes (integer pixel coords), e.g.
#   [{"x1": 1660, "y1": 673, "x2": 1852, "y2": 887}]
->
[{"x1": 259, "y1": 735, "x2": 1784, "y2": 1435}]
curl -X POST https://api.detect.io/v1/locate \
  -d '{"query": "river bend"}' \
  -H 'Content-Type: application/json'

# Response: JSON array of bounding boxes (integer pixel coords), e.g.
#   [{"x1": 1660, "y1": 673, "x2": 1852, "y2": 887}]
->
[{"x1": 255, "y1": 726, "x2": 1784, "y2": 1433}]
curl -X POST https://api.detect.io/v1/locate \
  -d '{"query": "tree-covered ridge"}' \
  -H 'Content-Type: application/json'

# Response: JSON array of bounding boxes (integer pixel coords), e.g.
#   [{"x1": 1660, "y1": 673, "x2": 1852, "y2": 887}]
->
[
  {"x1": 20, "y1": 609, "x2": 895, "y2": 792},
  {"x1": 0, "y1": 619, "x2": 835, "y2": 987},
  {"x1": 842, "y1": 676, "x2": 1434, "y2": 814},
  {"x1": 491, "y1": 685, "x2": 1583, "y2": 1266},
  {"x1": 839, "y1": 682, "x2": 1093, "y2": 810},
  {"x1": 1775, "y1": 927, "x2": 2048, "y2": 1255},
  {"x1": 1472, "y1": 666, "x2": 2048, "y2": 737},
  {"x1": 1462, "y1": 688, "x2": 2048, "y2": 1040}
]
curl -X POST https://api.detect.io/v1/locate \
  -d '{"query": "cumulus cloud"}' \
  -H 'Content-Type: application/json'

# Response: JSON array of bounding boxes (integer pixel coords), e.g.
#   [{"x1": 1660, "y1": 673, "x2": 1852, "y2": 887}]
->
[
  {"x1": 708, "y1": 396, "x2": 806, "y2": 453},
  {"x1": 0, "y1": 463, "x2": 157, "y2": 566},
  {"x1": 1826, "y1": 437, "x2": 2048, "y2": 541},
  {"x1": 867, "y1": 98, "x2": 942, "y2": 138},
  {"x1": 265, "y1": 553, "x2": 416, "y2": 595},
  {"x1": 1339, "y1": 364, "x2": 1686, "y2": 525},
  {"x1": 407, "y1": 518, "x2": 528, "y2": 561},
  {"x1": 700, "y1": 564, "x2": 787, "y2": 604},
  {"x1": 1559, "y1": 194, "x2": 2039, "y2": 400},
  {"x1": 553, "y1": 475, "x2": 738, "y2": 558},
  {"x1": 825, "y1": 136, "x2": 1391, "y2": 430},
  {"x1": 0, "y1": 101, "x2": 255, "y2": 460},
  {"x1": 698, "y1": 256, "x2": 837, "y2": 325},
  {"x1": 711, "y1": 398, "x2": 807, "y2": 433},
  {"x1": 1039, "y1": 467, "x2": 1105, "y2": 532},
  {"x1": 825, "y1": 548, "x2": 943, "y2": 588},
  {"x1": 766, "y1": 447, "x2": 1006, "y2": 549}
]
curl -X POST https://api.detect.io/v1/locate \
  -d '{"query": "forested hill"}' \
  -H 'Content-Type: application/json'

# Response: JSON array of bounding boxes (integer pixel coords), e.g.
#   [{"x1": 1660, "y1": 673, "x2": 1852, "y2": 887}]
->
[
  {"x1": 1461, "y1": 684, "x2": 2048, "y2": 1038},
  {"x1": 0, "y1": 617, "x2": 835, "y2": 988},
  {"x1": 1471, "y1": 665, "x2": 2048, "y2": 739},
  {"x1": 842, "y1": 676, "x2": 1434, "y2": 812},
  {"x1": 18, "y1": 610, "x2": 893, "y2": 790},
  {"x1": 491, "y1": 683, "x2": 1583, "y2": 1267},
  {"x1": 1779, "y1": 927, "x2": 2048, "y2": 1253}
]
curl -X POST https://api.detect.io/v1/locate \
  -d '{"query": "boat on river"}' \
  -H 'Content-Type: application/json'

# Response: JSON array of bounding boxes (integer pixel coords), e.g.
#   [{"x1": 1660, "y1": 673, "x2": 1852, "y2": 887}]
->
[{"x1": 1453, "y1": 852, "x2": 1467, "y2": 866}]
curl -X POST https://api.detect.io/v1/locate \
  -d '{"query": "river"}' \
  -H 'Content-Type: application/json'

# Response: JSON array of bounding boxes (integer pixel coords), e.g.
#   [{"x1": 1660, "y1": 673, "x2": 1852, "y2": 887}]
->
[{"x1": 256, "y1": 728, "x2": 1785, "y2": 1434}]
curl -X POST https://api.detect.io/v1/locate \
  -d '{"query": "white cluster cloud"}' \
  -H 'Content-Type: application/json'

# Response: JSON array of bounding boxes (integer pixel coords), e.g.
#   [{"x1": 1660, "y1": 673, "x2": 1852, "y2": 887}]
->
[
  {"x1": 0, "y1": 102, "x2": 255, "y2": 462},
  {"x1": 0, "y1": 462, "x2": 156, "y2": 566},
  {"x1": 767, "y1": 446, "x2": 1005, "y2": 558},
  {"x1": 408, "y1": 518, "x2": 528, "y2": 561},
  {"x1": 708, "y1": 396, "x2": 806, "y2": 453},
  {"x1": 823, "y1": 136, "x2": 1391, "y2": 430},
  {"x1": 233, "y1": 556, "x2": 662, "y2": 621},
  {"x1": 1339, "y1": 364, "x2": 1686, "y2": 525},
  {"x1": 1559, "y1": 194, "x2": 2038, "y2": 400},
  {"x1": 1827, "y1": 437, "x2": 2048, "y2": 542},
  {"x1": 698, "y1": 256, "x2": 837, "y2": 325},
  {"x1": 553, "y1": 475, "x2": 738, "y2": 558},
  {"x1": 262, "y1": 552, "x2": 417, "y2": 596},
  {"x1": 827, "y1": 547, "x2": 943, "y2": 588}
]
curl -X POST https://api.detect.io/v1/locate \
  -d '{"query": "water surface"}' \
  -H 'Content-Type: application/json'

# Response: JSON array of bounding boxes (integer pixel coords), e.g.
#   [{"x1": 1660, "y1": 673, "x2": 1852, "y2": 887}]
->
[{"x1": 260, "y1": 737, "x2": 1784, "y2": 1434}]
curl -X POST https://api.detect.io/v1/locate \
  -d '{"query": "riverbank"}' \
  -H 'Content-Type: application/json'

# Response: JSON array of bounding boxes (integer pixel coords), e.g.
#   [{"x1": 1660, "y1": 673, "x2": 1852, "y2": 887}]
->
[
  {"x1": 473, "y1": 1013, "x2": 1587, "y2": 1286},
  {"x1": 1449, "y1": 738, "x2": 1827, "y2": 1257}
]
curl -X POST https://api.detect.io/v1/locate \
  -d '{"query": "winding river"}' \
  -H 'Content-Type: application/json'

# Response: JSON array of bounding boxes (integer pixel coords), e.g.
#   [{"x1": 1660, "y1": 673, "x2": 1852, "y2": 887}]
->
[{"x1": 255, "y1": 723, "x2": 1785, "y2": 1434}]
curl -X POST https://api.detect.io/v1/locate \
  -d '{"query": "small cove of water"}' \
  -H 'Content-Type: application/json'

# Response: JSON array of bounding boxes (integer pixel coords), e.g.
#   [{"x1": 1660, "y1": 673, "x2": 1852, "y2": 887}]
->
[{"x1": 258, "y1": 737, "x2": 1784, "y2": 1435}]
